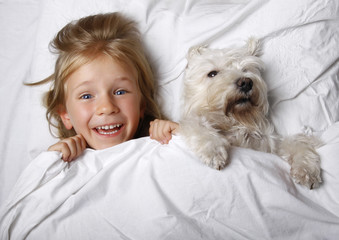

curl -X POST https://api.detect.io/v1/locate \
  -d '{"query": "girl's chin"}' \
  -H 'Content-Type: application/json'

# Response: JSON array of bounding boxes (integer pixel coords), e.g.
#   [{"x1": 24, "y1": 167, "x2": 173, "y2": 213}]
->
[
  {"x1": 88, "y1": 133, "x2": 128, "y2": 150},
  {"x1": 88, "y1": 139, "x2": 123, "y2": 150}
]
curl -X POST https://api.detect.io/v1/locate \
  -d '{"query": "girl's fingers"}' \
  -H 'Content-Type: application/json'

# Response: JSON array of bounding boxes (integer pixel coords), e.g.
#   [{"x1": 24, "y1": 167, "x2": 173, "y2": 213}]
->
[
  {"x1": 150, "y1": 119, "x2": 165, "y2": 142},
  {"x1": 62, "y1": 137, "x2": 77, "y2": 161},
  {"x1": 149, "y1": 119, "x2": 179, "y2": 144},
  {"x1": 60, "y1": 142, "x2": 72, "y2": 162},
  {"x1": 149, "y1": 121, "x2": 154, "y2": 138},
  {"x1": 48, "y1": 134, "x2": 87, "y2": 162},
  {"x1": 74, "y1": 135, "x2": 84, "y2": 155},
  {"x1": 79, "y1": 134, "x2": 87, "y2": 150},
  {"x1": 67, "y1": 135, "x2": 86, "y2": 161},
  {"x1": 48, "y1": 141, "x2": 71, "y2": 161}
]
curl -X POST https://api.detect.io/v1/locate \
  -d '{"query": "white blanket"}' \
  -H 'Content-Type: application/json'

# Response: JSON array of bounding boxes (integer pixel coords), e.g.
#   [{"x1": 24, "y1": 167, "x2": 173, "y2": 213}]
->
[{"x1": 1, "y1": 133, "x2": 339, "y2": 240}]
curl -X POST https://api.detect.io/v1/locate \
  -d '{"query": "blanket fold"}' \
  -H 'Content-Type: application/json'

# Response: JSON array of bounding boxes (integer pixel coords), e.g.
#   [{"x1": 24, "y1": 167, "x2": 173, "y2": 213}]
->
[{"x1": 1, "y1": 136, "x2": 338, "y2": 240}]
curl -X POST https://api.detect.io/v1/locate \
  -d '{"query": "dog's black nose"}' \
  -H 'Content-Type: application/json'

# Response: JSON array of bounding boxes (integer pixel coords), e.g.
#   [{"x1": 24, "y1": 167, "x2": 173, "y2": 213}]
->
[{"x1": 236, "y1": 77, "x2": 253, "y2": 93}]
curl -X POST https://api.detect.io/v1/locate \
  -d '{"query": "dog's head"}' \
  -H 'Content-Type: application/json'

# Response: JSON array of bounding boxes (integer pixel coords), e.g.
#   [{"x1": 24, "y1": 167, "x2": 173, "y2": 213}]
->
[{"x1": 183, "y1": 38, "x2": 269, "y2": 126}]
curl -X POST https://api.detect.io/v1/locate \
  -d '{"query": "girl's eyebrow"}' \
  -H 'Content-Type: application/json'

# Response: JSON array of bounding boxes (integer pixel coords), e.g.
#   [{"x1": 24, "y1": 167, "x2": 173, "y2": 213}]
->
[
  {"x1": 73, "y1": 77, "x2": 135, "y2": 90},
  {"x1": 72, "y1": 80, "x2": 93, "y2": 90},
  {"x1": 113, "y1": 76, "x2": 134, "y2": 82}
]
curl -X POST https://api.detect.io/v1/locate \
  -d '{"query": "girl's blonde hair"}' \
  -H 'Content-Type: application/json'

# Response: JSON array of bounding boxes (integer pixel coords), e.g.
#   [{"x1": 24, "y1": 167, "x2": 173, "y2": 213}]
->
[{"x1": 32, "y1": 12, "x2": 161, "y2": 139}]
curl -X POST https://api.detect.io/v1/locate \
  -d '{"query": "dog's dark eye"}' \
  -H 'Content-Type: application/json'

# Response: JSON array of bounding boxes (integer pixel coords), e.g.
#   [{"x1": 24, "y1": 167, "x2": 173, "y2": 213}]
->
[{"x1": 207, "y1": 70, "x2": 218, "y2": 78}]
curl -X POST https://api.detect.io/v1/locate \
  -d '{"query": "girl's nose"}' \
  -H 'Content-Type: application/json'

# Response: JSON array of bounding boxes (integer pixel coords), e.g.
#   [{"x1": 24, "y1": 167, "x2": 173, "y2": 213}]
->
[{"x1": 96, "y1": 95, "x2": 119, "y2": 115}]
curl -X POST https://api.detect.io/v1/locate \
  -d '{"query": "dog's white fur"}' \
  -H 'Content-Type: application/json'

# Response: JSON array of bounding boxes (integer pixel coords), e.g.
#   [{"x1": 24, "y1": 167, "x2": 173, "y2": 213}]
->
[{"x1": 180, "y1": 38, "x2": 322, "y2": 189}]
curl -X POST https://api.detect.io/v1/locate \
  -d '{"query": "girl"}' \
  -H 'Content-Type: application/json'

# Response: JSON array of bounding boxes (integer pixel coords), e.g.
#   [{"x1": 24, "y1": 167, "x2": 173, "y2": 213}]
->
[{"x1": 31, "y1": 12, "x2": 179, "y2": 161}]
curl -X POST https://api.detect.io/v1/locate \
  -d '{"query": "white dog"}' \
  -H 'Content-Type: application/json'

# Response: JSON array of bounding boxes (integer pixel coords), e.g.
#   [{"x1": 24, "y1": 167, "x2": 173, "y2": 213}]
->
[{"x1": 180, "y1": 38, "x2": 322, "y2": 189}]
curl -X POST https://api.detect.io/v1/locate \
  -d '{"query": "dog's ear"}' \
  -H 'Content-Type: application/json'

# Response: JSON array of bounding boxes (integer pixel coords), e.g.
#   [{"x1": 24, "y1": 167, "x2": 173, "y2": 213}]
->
[
  {"x1": 187, "y1": 45, "x2": 207, "y2": 60},
  {"x1": 246, "y1": 37, "x2": 261, "y2": 57}
]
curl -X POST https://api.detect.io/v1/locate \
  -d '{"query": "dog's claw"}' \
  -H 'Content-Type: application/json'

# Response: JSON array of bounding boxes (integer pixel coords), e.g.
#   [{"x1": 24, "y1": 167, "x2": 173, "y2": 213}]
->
[{"x1": 290, "y1": 160, "x2": 321, "y2": 190}]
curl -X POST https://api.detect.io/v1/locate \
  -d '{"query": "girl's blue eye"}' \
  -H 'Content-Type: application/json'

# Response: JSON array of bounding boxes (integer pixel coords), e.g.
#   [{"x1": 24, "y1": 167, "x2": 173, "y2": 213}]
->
[
  {"x1": 80, "y1": 94, "x2": 92, "y2": 100},
  {"x1": 115, "y1": 90, "x2": 126, "y2": 95}
]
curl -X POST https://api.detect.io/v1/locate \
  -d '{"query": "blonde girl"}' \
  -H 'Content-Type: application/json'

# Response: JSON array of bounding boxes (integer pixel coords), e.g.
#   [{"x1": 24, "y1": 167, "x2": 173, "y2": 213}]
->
[{"x1": 31, "y1": 12, "x2": 178, "y2": 161}]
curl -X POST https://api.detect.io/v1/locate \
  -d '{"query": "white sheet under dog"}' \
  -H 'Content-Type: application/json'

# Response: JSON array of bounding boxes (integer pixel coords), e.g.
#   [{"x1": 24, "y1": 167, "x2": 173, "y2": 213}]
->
[{"x1": 1, "y1": 133, "x2": 339, "y2": 240}]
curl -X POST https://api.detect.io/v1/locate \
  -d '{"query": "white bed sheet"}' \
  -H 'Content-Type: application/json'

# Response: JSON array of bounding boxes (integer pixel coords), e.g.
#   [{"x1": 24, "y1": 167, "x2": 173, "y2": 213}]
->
[
  {"x1": 1, "y1": 135, "x2": 339, "y2": 240},
  {"x1": 0, "y1": 0, "x2": 338, "y2": 239}
]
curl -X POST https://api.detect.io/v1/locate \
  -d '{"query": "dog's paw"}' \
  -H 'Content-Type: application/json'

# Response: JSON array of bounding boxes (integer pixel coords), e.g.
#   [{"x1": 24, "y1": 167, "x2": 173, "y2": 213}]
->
[
  {"x1": 200, "y1": 146, "x2": 229, "y2": 170},
  {"x1": 290, "y1": 163, "x2": 322, "y2": 189}
]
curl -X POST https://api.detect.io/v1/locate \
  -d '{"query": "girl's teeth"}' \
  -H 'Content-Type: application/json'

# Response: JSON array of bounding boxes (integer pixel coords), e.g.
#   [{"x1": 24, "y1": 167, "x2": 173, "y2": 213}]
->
[
  {"x1": 95, "y1": 124, "x2": 122, "y2": 135},
  {"x1": 96, "y1": 124, "x2": 121, "y2": 130},
  {"x1": 98, "y1": 129, "x2": 119, "y2": 135}
]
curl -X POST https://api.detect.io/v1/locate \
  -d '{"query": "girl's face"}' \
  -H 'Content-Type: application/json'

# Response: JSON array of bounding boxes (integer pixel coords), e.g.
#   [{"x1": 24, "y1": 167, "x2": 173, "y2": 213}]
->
[{"x1": 59, "y1": 54, "x2": 144, "y2": 150}]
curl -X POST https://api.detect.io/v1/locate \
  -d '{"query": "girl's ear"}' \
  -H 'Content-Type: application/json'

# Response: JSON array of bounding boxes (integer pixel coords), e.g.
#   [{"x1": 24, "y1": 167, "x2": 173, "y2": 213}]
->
[{"x1": 58, "y1": 105, "x2": 73, "y2": 130}]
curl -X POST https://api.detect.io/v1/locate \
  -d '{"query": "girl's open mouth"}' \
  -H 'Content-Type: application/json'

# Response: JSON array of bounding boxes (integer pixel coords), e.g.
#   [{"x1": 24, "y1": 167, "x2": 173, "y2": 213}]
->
[{"x1": 94, "y1": 124, "x2": 123, "y2": 135}]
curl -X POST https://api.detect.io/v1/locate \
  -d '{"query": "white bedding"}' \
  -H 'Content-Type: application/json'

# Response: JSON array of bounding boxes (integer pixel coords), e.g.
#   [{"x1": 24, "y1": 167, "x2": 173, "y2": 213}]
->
[
  {"x1": 1, "y1": 135, "x2": 339, "y2": 239},
  {"x1": 0, "y1": 0, "x2": 338, "y2": 239}
]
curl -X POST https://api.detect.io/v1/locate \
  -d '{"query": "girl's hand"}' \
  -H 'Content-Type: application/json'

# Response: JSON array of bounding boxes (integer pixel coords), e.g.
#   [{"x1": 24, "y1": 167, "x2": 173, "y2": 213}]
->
[
  {"x1": 149, "y1": 119, "x2": 179, "y2": 144},
  {"x1": 48, "y1": 134, "x2": 87, "y2": 162}
]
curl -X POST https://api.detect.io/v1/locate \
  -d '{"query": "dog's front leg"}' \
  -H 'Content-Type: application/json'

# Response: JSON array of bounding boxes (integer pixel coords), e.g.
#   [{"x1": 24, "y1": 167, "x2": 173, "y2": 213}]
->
[
  {"x1": 277, "y1": 134, "x2": 322, "y2": 189},
  {"x1": 180, "y1": 118, "x2": 231, "y2": 170}
]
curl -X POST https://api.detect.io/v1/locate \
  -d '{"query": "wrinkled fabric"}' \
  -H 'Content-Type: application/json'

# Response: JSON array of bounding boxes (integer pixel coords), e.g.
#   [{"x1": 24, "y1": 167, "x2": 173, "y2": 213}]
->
[{"x1": 1, "y1": 135, "x2": 339, "y2": 240}]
